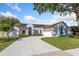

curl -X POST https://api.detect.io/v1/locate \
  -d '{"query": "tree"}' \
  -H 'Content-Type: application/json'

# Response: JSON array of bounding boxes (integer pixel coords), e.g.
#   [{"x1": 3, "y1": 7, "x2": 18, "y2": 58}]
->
[
  {"x1": 33, "y1": 3, "x2": 79, "y2": 26},
  {"x1": 0, "y1": 15, "x2": 20, "y2": 37},
  {"x1": 70, "y1": 26, "x2": 79, "y2": 35}
]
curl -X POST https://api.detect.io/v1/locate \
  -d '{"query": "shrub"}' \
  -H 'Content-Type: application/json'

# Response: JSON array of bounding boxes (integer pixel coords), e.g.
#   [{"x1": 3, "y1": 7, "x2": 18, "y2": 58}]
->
[
  {"x1": 68, "y1": 35, "x2": 79, "y2": 39},
  {"x1": 0, "y1": 37, "x2": 19, "y2": 40},
  {"x1": 33, "y1": 33, "x2": 43, "y2": 36},
  {"x1": 60, "y1": 35, "x2": 66, "y2": 37},
  {"x1": 19, "y1": 34, "x2": 29, "y2": 37},
  {"x1": 68, "y1": 34, "x2": 74, "y2": 38},
  {"x1": 0, "y1": 37, "x2": 19, "y2": 42},
  {"x1": 74, "y1": 35, "x2": 79, "y2": 39},
  {"x1": 37, "y1": 34, "x2": 43, "y2": 36}
]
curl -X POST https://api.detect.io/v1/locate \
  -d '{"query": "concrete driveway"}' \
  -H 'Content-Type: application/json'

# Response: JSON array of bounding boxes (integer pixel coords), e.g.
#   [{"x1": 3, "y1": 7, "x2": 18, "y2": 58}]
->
[
  {"x1": 0, "y1": 36, "x2": 70, "y2": 56},
  {"x1": 65, "y1": 48, "x2": 79, "y2": 56}
]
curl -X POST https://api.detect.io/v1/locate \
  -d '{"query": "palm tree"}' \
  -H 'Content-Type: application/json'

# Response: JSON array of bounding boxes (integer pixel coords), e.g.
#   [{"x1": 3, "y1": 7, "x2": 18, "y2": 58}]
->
[{"x1": 33, "y1": 3, "x2": 79, "y2": 26}]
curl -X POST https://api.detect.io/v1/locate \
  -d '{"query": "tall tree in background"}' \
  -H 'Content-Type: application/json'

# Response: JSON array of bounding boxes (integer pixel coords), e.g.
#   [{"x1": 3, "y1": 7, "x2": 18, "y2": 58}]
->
[
  {"x1": 33, "y1": 3, "x2": 79, "y2": 26},
  {"x1": 0, "y1": 15, "x2": 20, "y2": 37}
]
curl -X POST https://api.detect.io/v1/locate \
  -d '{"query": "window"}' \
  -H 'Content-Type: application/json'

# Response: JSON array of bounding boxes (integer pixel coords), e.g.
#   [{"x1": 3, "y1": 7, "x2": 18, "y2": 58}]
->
[
  {"x1": 34, "y1": 30, "x2": 38, "y2": 35},
  {"x1": 40, "y1": 30, "x2": 42, "y2": 34},
  {"x1": 53, "y1": 29, "x2": 58, "y2": 36},
  {"x1": 59, "y1": 28, "x2": 63, "y2": 36},
  {"x1": 22, "y1": 30, "x2": 25, "y2": 34}
]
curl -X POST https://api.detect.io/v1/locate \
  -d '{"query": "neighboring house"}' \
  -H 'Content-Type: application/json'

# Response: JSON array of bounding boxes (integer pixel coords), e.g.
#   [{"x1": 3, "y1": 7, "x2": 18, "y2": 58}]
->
[{"x1": 9, "y1": 21, "x2": 69, "y2": 37}]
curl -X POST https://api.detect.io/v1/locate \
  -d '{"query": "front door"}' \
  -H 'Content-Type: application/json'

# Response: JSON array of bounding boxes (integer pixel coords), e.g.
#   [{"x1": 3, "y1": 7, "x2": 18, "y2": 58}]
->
[
  {"x1": 28, "y1": 28, "x2": 32, "y2": 35},
  {"x1": 59, "y1": 26, "x2": 63, "y2": 36},
  {"x1": 60, "y1": 28, "x2": 63, "y2": 36}
]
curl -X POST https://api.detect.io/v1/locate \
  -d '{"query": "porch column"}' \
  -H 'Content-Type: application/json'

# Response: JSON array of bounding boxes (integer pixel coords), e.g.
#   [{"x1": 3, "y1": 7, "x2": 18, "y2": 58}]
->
[{"x1": 58, "y1": 25, "x2": 60, "y2": 36}]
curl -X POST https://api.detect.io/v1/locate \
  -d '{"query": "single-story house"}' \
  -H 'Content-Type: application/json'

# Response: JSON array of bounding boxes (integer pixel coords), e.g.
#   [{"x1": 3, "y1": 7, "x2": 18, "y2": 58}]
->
[{"x1": 8, "y1": 21, "x2": 70, "y2": 37}]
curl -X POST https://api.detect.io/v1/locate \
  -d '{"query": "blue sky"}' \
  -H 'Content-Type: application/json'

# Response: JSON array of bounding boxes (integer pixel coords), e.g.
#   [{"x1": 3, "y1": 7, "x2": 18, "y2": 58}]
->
[{"x1": 0, "y1": 3, "x2": 78, "y2": 26}]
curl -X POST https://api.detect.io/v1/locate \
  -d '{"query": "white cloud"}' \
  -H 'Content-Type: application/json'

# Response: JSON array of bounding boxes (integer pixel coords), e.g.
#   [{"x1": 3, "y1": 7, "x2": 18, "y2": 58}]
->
[
  {"x1": 24, "y1": 15, "x2": 39, "y2": 24},
  {"x1": 50, "y1": 13, "x2": 76, "y2": 21},
  {"x1": 24, "y1": 15, "x2": 56, "y2": 24},
  {"x1": 6, "y1": 3, "x2": 21, "y2": 11},
  {"x1": 24, "y1": 15, "x2": 35, "y2": 20},
  {"x1": 0, "y1": 11, "x2": 17, "y2": 18},
  {"x1": 23, "y1": 13, "x2": 78, "y2": 26},
  {"x1": 49, "y1": 13, "x2": 77, "y2": 26}
]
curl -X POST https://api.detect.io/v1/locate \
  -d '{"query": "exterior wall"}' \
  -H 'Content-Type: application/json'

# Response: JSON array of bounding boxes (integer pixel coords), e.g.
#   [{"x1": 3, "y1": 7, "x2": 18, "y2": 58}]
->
[
  {"x1": 51, "y1": 25, "x2": 59, "y2": 37},
  {"x1": 0, "y1": 31, "x2": 7, "y2": 37},
  {"x1": 27, "y1": 24, "x2": 44, "y2": 35},
  {"x1": 63, "y1": 28, "x2": 68, "y2": 35},
  {"x1": 19, "y1": 30, "x2": 22, "y2": 35},
  {"x1": 43, "y1": 28, "x2": 52, "y2": 37},
  {"x1": 0, "y1": 26, "x2": 20, "y2": 37},
  {"x1": 27, "y1": 24, "x2": 34, "y2": 35},
  {"x1": 33, "y1": 27, "x2": 43, "y2": 35},
  {"x1": 9, "y1": 26, "x2": 20, "y2": 37},
  {"x1": 52, "y1": 30, "x2": 59, "y2": 37},
  {"x1": 43, "y1": 31, "x2": 52, "y2": 37},
  {"x1": 20, "y1": 29, "x2": 27, "y2": 35},
  {"x1": 25, "y1": 29, "x2": 29, "y2": 35},
  {"x1": 68, "y1": 28, "x2": 71, "y2": 35}
]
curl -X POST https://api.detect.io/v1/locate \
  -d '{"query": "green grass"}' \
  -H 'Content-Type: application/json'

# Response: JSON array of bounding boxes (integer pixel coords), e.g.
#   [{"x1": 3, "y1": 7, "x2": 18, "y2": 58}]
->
[
  {"x1": 0, "y1": 37, "x2": 19, "y2": 52},
  {"x1": 42, "y1": 37, "x2": 79, "y2": 50}
]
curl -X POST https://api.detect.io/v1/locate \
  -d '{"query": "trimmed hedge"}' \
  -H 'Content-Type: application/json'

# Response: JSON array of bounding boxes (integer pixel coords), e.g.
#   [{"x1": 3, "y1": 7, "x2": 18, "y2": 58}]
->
[
  {"x1": 0, "y1": 37, "x2": 20, "y2": 42},
  {"x1": 19, "y1": 34, "x2": 29, "y2": 37},
  {"x1": 0, "y1": 37, "x2": 19, "y2": 40},
  {"x1": 68, "y1": 35, "x2": 79, "y2": 39}
]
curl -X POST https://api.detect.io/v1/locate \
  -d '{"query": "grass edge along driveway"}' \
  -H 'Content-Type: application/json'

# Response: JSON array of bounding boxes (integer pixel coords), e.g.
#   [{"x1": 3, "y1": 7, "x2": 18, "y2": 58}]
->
[
  {"x1": 41, "y1": 37, "x2": 79, "y2": 50},
  {"x1": 0, "y1": 37, "x2": 19, "y2": 52}
]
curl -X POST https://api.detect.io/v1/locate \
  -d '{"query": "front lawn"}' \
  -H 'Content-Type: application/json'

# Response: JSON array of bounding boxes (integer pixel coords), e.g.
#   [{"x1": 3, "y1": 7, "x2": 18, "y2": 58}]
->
[
  {"x1": 42, "y1": 37, "x2": 79, "y2": 50},
  {"x1": 0, "y1": 37, "x2": 19, "y2": 52}
]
